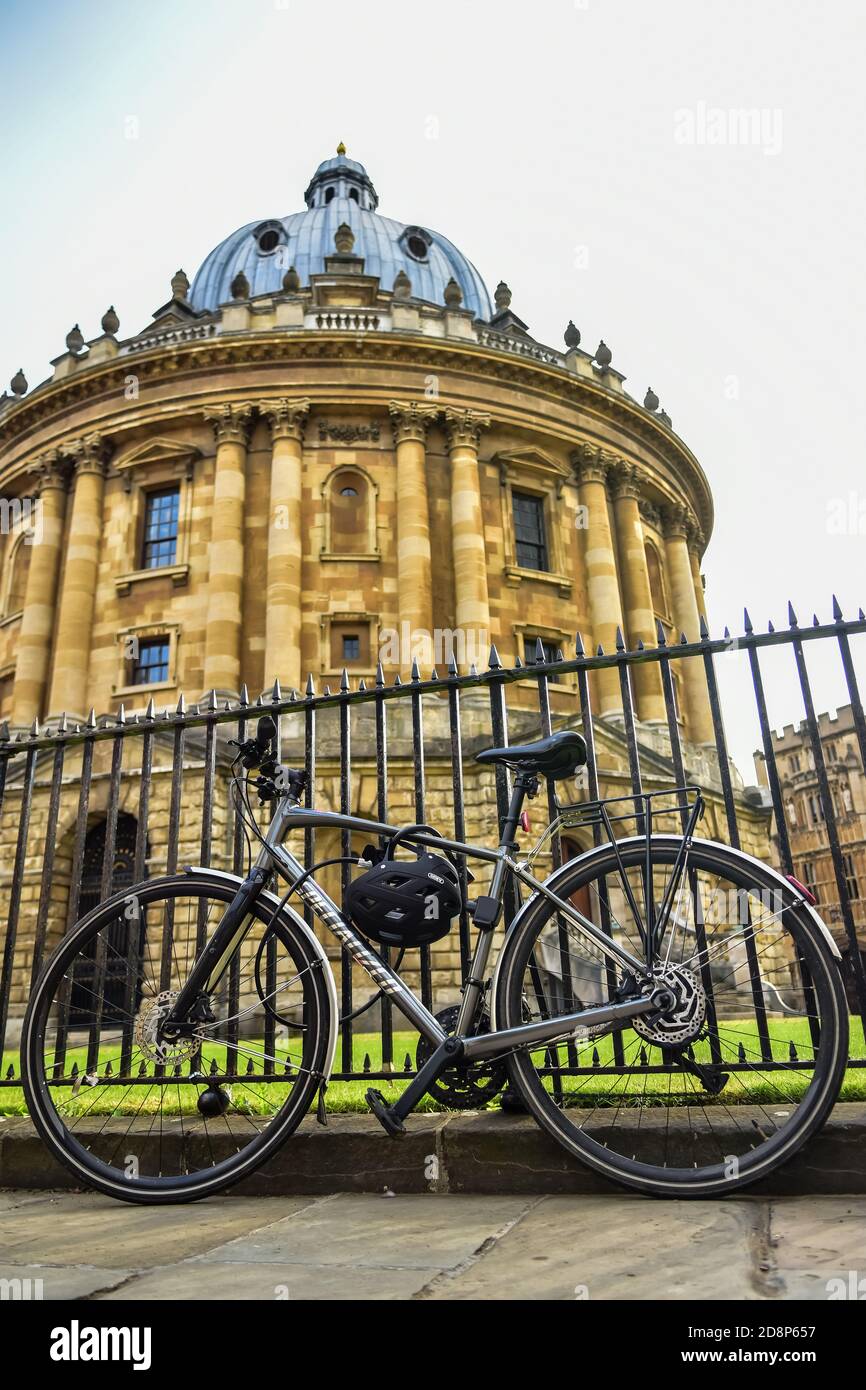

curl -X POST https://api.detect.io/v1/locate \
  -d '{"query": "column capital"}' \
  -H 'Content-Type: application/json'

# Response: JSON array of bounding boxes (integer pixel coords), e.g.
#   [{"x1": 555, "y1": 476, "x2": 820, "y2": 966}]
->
[
  {"x1": 258, "y1": 397, "x2": 311, "y2": 442},
  {"x1": 639, "y1": 497, "x2": 662, "y2": 531},
  {"x1": 611, "y1": 460, "x2": 646, "y2": 502},
  {"x1": 443, "y1": 407, "x2": 491, "y2": 451},
  {"x1": 572, "y1": 443, "x2": 614, "y2": 486},
  {"x1": 32, "y1": 449, "x2": 68, "y2": 494},
  {"x1": 388, "y1": 400, "x2": 438, "y2": 443},
  {"x1": 661, "y1": 502, "x2": 695, "y2": 539},
  {"x1": 687, "y1": 517, "x2": 706, "y2": 553},
  {"x1": 68, "y1": 433, "x2": 111, "y2": 477},
  {"x1": 204, "y1": 401, "x2": 254, "y2": 445}
]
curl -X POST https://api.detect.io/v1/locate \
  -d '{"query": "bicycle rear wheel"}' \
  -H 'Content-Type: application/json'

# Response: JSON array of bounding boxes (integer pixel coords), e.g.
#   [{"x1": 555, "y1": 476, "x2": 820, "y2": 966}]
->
[
  {"x1": 495, "y1": 836, "x2": 847, "y2": 1196},
  {"x1": 22, "y1": 873, "x2": 333, "y2": 1203}
]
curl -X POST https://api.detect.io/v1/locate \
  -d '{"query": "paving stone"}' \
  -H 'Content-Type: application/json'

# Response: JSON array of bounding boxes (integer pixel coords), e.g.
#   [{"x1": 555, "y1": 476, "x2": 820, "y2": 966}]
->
[
  {"x1": 0, "y1": 1261, "x2": 133, "y2": 1300},
  {"x1": 97, "y1": 1260, "x2": 435, "y2": 1301},
  {"x1": 424, "y1": 1195, "x2": 764, "y2": 1300},
  {"x1": 192, "y1": 1192, "x2": 533, "y2": 1270},
  {"x1": 770, "y1": 1196, "x2": 866, "y2": 1299},
  {"x1": 0, "y1": 1192, "x2": 317, "y2": 1267}
]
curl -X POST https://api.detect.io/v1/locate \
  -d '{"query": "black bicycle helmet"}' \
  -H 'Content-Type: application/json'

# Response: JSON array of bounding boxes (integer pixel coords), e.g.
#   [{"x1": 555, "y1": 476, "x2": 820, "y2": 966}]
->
[{"x1": 345, "y1": 835, "x2": 462, "y2": 947}]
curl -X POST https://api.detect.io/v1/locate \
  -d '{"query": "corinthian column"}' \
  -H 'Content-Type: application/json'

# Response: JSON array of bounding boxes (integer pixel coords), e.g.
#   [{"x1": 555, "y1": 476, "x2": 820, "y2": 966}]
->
[
  {"x1": 663, "y1": 504, "x2": 714, "y2": 744},
  {"x1": 573, "y1": 445, "x2": 623, "y2": 715},
  {"x1": 12, "y1": 452, "x2": 68, "y2": 725},
  {"x1": 202, "y1": 402, "x2": 253, "y2": 697},
  {"x1": 48, "y1": 435, "x2": 109, "y2": 718},
  {"x1": 389, "y1": 401, "x2": 437, "y2": 669},
  {"x1": 444, "y1": 409, "x2": 491, "y2": 664},
  {"x1": 611, "y1": 462, "x2": 665, "y2": 722},
  {"x1": 258, "y1": 398, "x2": 310, "y2": 692}
]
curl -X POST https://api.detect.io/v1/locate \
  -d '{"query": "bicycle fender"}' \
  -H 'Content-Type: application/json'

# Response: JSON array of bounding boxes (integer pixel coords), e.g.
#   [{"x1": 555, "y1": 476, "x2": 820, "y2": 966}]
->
[
  {"x1": 184, "y1": 867, "x2": 340, "y2": 1084},
  {"x1": 489, "y1": 833, "x2": 841, "y2": 1031}
]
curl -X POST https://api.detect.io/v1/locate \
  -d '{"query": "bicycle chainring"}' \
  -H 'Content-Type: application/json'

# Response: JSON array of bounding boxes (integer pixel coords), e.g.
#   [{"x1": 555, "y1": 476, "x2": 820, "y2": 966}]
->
[{"x1": 415, "y1": 1005, "x2": 508, "y2": 1110}]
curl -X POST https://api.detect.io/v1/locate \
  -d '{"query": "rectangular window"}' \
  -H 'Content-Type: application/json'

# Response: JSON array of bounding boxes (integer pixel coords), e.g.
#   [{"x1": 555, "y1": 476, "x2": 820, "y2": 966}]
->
[
  {"x1": 142, "y1": 487, "x2": 180, "y2": 570},
  {"x1": 513, "y1": 492, "x2": 548, "y2": 572},
  {"x1": 802, "y1": 861, "x2": 818, "y2": 903},
  {"x1": 329, "y1": 621, "x2": 370, "y2": 668},
  {"x1": 844, "y1": 854, "x2": 859, "y2": 900},
  {"x1": 524, "y1": 637, "x2": 558, "y2": 666},
  {"x1": 342, "y1": 634, "x2": 360, "y2": 661},
  {"x1": 132, "y1": 638, "x2": 170, "y2": 686},
  {"x1": 809, "y1": 794, "x2": 824, "y2": 825}
]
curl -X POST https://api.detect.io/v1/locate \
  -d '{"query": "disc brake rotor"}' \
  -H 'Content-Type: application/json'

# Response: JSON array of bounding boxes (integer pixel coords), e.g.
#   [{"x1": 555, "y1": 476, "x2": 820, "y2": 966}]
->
[
  {"x1": 135, "y1": 990, "x2": 206, "y2": 1067},
  {"x1": 632, "y1": 965, "x2": 706, "y2": 1047}
]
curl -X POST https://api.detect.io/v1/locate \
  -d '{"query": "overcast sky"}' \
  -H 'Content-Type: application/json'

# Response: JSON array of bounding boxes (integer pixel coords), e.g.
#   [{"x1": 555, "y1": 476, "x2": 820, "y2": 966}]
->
[{"x1": 2, "y1": 0, "x2": 864, "y2": 780}]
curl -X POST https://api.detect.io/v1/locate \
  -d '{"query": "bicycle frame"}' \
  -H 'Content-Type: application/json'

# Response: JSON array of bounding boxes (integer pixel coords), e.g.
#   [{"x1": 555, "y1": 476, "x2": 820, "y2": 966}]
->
[{"x1": 166, "y1": 781, "x2": 675, "y2": 1066}]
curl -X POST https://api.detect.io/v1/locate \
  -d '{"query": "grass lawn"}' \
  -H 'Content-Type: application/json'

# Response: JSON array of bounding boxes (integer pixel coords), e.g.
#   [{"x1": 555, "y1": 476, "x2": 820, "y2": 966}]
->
[{"x1": 2, "y1": 1014, "x2": 864, "y2": 1118}]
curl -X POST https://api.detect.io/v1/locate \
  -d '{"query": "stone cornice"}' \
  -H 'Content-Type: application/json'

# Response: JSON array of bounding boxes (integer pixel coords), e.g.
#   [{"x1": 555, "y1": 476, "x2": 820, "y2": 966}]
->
[
  {"x1": 388, "y1": 399, "x2": 438, "y2": 443},
  {"x1": 257, "y1": 397, "x2": 311, "y2": 442},
  {"x1": 0, "y1": 332, "x2": 713, "y2": 537}
]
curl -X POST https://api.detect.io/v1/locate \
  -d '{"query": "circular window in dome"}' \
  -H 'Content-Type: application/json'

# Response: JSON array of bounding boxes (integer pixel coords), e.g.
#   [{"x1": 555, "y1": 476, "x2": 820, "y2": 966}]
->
[
  {"x1": 253, "y1": 220, "x2": 286, "y2": 256},
  {"x1": 400, "y1": 226, "x2": 433, "y2": 263}
]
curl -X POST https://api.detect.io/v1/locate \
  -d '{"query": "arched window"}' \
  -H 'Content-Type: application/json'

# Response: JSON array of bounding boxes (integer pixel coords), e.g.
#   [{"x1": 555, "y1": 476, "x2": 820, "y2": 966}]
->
[
  {"x1": 329, "y1": 469, "x2": 369, "y2": 554},
  {"x1": 4, "y1": 536, "x2": 31, "y2": 615},
  {"x1": 645, "y1": 541, "x2": 668, "y2": 619},
  {"x1": 68, "y1": 814, "x2": 147, "y2": 1026}
]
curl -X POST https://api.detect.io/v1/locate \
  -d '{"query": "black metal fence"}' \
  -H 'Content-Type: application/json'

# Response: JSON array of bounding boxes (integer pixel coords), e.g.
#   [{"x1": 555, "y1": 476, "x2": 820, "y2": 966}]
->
[{"x1": 1, "y1": 600, "x2": 865, "y2": 1087}]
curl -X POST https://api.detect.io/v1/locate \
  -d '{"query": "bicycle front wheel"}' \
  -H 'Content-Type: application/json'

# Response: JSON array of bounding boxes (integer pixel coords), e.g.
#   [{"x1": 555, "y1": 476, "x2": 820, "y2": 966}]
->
[
  {"x1": 495, "y1": 836, "x2": 848, "y2": 1196},
  {"x1": 23, "y1": 872, "x2": 333, "y2": 1204}
]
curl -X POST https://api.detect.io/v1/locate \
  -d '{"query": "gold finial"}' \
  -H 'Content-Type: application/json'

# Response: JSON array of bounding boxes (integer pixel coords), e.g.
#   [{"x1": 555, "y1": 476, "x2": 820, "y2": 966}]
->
[{"x1": 336, "y1": 140, "x2": 346, "y2": 155}]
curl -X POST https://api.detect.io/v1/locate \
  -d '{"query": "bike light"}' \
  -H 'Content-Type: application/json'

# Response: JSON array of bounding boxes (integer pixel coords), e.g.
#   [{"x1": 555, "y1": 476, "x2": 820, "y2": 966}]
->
[
  {"x1": 519, "y1": 810, "x2": 531, "y2": 832},
  {"x1": 785, "y1": 873, "x2": 817, "y2": 906}
]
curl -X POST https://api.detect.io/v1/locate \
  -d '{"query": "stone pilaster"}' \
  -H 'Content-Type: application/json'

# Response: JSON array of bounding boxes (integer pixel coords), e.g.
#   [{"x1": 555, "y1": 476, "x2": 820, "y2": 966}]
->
[
  {"x1": 663, "y1": 504, "x2": 714, "y2": 744},
  {"x1": 47, "y1": 435, "x2": 109, "y2": 718},
  {"x1": 11, "y1": 452, "x2": 68, "y2": 725},
  {"x1": 389, "y1": 401, "x2": 438, "y2": 670},
  {"x1": 688, "y1": 519, "x2": 708, "y2": 624},
  {"x1": 572, "y1": 445, "x2": 624, "y2": 715},
  {"x1": 611, "y1": 462, "x2": 666, "y2": 721},
  {"x1": 258, "y1": 398, "x2": 310, "y2": 692},
  {"x1": 444, "y1": 408, "x2": 491, "y2": 660},
  {"x1": 202, "y1": 402, "x2": 253, "y2": 697}
]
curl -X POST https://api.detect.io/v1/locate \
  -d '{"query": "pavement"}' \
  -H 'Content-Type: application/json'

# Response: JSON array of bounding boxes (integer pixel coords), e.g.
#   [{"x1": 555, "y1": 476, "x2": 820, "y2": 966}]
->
[{"x1": 1, "y1": 1189, "x2": 865, "y2": 1300}]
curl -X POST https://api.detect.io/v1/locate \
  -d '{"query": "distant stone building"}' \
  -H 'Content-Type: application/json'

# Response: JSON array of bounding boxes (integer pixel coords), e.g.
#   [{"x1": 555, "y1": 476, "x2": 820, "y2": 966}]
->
[
  {"x1": 0, "y1": 145, "x2": 771, "y2": 1016},
  {"x1": 755, "y1": 704, "x2": 866, "y2": 997}
]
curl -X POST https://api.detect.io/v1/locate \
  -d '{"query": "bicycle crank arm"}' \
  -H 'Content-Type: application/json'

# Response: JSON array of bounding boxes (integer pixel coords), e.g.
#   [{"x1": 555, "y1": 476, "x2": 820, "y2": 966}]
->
[{"x1": 366, "y1": 1036, "x2": 464, "y2": 1135}]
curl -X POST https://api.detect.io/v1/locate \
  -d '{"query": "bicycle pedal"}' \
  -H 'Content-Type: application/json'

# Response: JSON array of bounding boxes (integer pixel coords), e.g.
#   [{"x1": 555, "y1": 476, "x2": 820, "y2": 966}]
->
[{"x1": 365, "y1": 1088, "x2": 406, "y2": 1138}]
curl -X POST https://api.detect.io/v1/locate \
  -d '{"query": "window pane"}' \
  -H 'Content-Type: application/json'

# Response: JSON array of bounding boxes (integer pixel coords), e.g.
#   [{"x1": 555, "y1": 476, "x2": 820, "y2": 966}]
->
[
  {"x1": 343, "y1": 635, "x2": 360, "y2": 661},
  {"x1": 513, "y1": 492, "x2": 548, "y2": 571},
  {"x1": 524, "y1": 637, "x2": 558, "y2": 666},
  {"x1": 142, "y1": 488, "x2": 180, "y2": 569},
  {"x1": 132, "y1": 639, "x2": 169, "y2": 685}
]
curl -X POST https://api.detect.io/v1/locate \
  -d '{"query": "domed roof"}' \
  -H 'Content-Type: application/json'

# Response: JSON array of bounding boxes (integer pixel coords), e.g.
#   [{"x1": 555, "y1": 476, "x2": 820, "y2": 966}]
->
[{"x1": 189, "y1": 148, "x2": 494, "y2": 320}]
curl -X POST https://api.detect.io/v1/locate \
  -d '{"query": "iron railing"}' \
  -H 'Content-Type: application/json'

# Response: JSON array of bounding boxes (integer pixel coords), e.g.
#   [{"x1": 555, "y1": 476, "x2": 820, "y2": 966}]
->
[{"x1": 0, "y1": 600, "x2": 864, "y2": 1087}]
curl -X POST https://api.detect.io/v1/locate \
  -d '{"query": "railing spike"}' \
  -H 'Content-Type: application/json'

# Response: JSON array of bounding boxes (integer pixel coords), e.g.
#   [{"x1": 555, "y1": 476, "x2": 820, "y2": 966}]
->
[
  {"x1": 410, "y1": 657, "x2": 421, "y2": 682},
  {"x1": 58, "y1": 711, "x2": 68, "y2": 733},
  {"x1": 30, "y1": 716, "x2": 40, "y2": 737},
  {"x1": 240, "y1": 683, "x2": 250, "y2": 706},
  {"x1": 116, "y1": 703, "x2": 127, "y2": 725},
  {"x1": 655, "y1": 619, "x2": 667, "y2": 647},
  {"x1": 0, "y1": 719, "x2": 9, "y2": 742},
  {"x1": 271, "y1": 677, "x2": 282, "y2": 703},
  {"x1": 596, "y1": 644, "x2": 604, "y2": 657},
  {"x1": 679, "y1": 631, "x2": 688, "y2": 644},
  {"x1": 743, "y1": 606, "x2": 753, "y2": 633},
  {"x1": 289, "y1": 688, "x2": 298, "y2": 703},
  {"x1": 430, "y1": 667, "x2": 439, "y2": 681},
  {"x1": 206, "y1": 688, "x2": 217, "y2": 712},
  {"x1": 393, "y1": 674, "x2": 402, "y2": 687},
  {"x1": 636, "y1": 638, "x2": 645, "y2": 651},
  {"x1": 176, "y1": 693, "x2": 186, "y2": 716},
  {"x1": 86, "y1": 708, "x2": 97, "y2": 729},
  {"x1": 615, "y1": 626, "x2": 625, "y2": 652},
  {"x1": 787, "y1": 600, "x2": 798, "y2": 628},
  {"x1": 768, "y1": 619, "x2": 775, "y2": 633},
  {"x1": 812, "y1": 613, "x2": 820, "y2": 627},
  {"x1": 144, "y1": 697, "x2": 155, "y2": 720},
  {"x1": 535, "y1": 637, "x2": 546, "y2": 664},
  {"x1": 469, "y1": 662, "x2": 478, "y2": 677},
  {"x1": 831, "y1": 594, "x2": 843, "y2": 621},
  {"x1": 699, "y1": 614, "x2": 710, "y2": 639},
  {"x1": 860, "y1": 608, "x2": 865, "y2": 622},
  {"x1": 306, "y1": 673, "x2": 316, "y2": 696},
  {"x1": 555, "y1": 647, "x2": 564, "y2": 662},
  {"x1": 514, "y1": 655, "x2": 523, "y2": 669},
  {"x1": 447, "y1": 654, "x2": 459, "y2": 677},
  {"x1": 358, "y1": 678, "x2": 367, "y2": 691},
  {"x1": 723, "y1": 626, "x2": 731, "y2": 639},
  {"x1": 323, "y1": 683, "x2": 332, "y2": 696},
  {"x1": 488, "y1": 643, "x2": 502, "y2": 670},
  {"x1": 375, "y1": 661, "x2": 385, "y2": 688},
  {"x1": 575, "y1": 631, "x2": 586, "y2": 656}
]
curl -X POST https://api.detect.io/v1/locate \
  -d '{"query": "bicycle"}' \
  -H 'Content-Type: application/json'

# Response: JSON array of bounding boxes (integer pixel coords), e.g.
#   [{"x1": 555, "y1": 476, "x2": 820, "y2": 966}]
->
[{"x1": 22, "y1": 716, "x2": 848, "y2": 1203}]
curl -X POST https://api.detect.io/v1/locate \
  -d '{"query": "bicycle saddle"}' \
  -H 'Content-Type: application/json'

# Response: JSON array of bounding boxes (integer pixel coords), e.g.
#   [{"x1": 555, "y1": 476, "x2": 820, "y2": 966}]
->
[{"x1": 475, "y1": 729, "x2": 587, "y2": 780}]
